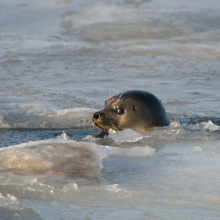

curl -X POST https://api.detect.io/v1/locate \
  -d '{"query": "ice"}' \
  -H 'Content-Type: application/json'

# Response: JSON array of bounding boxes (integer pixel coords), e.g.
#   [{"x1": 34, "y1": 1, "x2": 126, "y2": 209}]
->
[
  {"x1": 0, "y1": 139, "x2": 110, "y2": 177},
  {"x1": 109, "y1": 129, "x2": 149, "y2": 143},
  {"x1": 0, "y1": 193, "x2": 24, "y2": 210},
  {"x1": 202, "y1": 120, "x2": 220, "y2": 132},
  {"x1": 183, "y1": 120, "x2": 220, "y2": 134},
  {"x1": 62, "y1": 183, "x2": 79, "y2": 192},
  {"x1": 57, "y1": 131, "x2": 69, "y2": 140},
  {"x1": 0, "y1": 106, "x2": 97, "y2": 129},
  {"x1": 107, "y1": 184, "x2": 122, "y2": 192},
  {"x1": 1, "y1": 0, "x2": 220, "y2": 219},
  {"x1": 191, "y1": 147, "x2": 203, "y2": 153},
  {"x1": 109, "y1": 146, "x2": 155, "y2": 157}
]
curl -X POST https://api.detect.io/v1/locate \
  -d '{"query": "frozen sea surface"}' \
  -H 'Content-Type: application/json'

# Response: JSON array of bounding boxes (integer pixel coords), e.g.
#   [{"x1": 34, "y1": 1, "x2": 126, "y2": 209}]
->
[{"x1": 0, "y1": 0, "x2": 220, "y2": 219}]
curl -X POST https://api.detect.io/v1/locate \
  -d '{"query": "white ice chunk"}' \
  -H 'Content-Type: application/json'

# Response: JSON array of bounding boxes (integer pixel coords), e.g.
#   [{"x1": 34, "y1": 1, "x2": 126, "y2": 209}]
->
[
  {"x1": 0, "y1": 139, "x2": 110, "y2": 177},
  {"x1": 202, "y1": 120, "x2": 220, "y2": 132},
  {"x1": 109, "y1": 129, "x2": 149, "y2": 143}
]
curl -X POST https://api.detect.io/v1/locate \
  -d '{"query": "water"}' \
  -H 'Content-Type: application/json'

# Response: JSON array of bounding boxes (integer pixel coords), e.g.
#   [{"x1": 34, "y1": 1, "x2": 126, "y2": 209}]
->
[{"x1": 0, "y1": 0, "x2": 220, "y2": 219}]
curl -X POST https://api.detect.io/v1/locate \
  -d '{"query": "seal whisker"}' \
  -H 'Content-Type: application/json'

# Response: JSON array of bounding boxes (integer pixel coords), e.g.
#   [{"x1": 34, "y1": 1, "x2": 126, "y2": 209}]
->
[
  {"x1": 108, "y1": 120, "x2": 123, "y2": 131},
  {"x1": 93, "y1": 118, "x2": 111, "y2": 132},
  {"x1": 109, "y1": 122, "x2": 116, "y2": 131},
  {"x1": 93, "y1": 117, "x2": 123, "y2": 132}
]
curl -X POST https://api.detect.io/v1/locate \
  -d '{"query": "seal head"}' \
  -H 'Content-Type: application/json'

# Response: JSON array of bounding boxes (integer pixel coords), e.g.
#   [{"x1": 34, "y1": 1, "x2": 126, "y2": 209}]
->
[{"x1": 93, "y1": 90, "x2": 169, "y2": 133}]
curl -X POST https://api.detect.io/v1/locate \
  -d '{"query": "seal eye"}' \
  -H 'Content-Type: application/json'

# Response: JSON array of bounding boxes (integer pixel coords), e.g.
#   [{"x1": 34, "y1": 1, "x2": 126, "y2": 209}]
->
[{"x1": 115, "y1": 107, "x2": 124, "y2": 115}]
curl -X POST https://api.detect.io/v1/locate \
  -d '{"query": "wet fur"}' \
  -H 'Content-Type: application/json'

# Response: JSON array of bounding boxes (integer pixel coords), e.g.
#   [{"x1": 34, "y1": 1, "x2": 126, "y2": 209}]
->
[{"x1": 93, "y1": 90, "x2": 170, "y2": 133}]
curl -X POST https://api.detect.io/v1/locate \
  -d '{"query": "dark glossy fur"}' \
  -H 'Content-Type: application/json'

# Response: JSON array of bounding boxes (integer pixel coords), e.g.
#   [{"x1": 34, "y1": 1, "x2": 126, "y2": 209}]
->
[{"x1": 93, "y1": 90, "x2": 169, "y2": 133}]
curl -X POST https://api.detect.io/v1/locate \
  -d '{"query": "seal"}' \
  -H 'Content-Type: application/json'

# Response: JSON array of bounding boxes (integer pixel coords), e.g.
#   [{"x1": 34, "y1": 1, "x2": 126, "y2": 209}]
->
[{"x1": 93, "y1": 90, "x2": 169, "y2": 134}]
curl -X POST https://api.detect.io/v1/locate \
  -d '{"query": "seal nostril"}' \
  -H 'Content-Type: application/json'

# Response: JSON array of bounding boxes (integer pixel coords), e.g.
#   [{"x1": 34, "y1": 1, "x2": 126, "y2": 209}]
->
[{"x1": 94, "y1": 113, "x2": 99, "y2": 119}]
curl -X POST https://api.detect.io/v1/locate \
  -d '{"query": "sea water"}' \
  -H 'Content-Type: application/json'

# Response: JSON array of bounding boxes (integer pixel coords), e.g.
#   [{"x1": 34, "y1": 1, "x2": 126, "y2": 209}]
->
[{"x1": 0, "y1": 0, "x2": 220, "y2": 219}]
